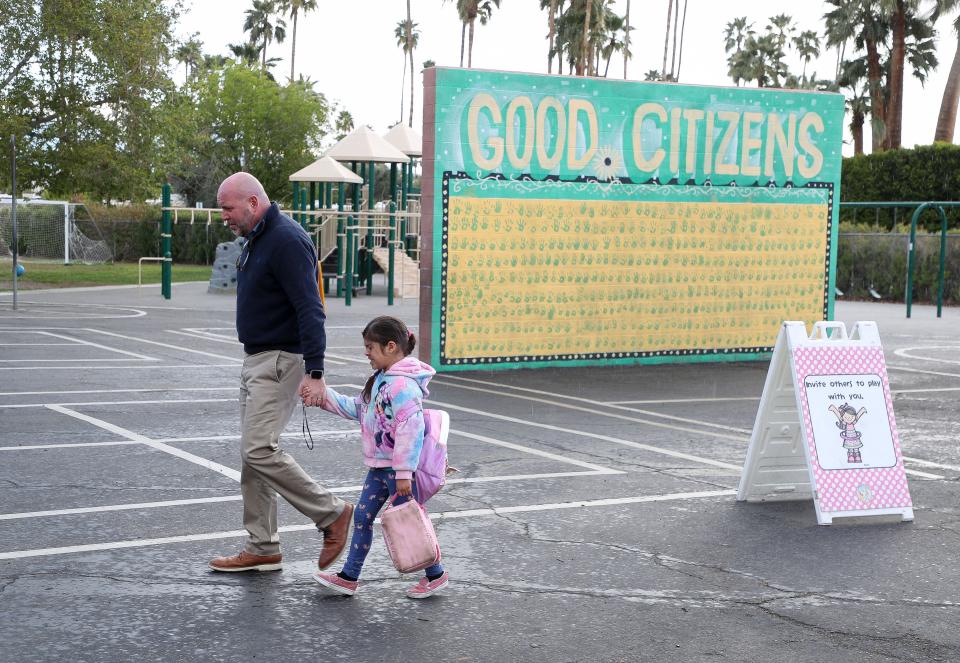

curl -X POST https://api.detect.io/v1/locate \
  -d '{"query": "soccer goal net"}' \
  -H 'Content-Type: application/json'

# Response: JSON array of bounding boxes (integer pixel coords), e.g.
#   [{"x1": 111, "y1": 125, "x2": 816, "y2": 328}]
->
[{"x1": 0, "y1": 199, "x2": 112, "y2": 264}]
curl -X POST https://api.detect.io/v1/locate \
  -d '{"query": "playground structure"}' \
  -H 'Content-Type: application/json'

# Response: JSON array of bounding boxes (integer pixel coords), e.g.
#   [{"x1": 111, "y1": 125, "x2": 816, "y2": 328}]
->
[{"x1": 157, "y1": 125, "x2": 424, "y2": 305}]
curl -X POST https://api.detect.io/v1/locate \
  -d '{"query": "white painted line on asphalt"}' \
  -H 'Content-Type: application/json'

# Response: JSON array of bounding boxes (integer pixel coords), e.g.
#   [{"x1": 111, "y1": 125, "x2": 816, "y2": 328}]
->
[
  {"x1": 155, "y1": 431, "x2": 352, "y2": 443},
  {"x1": 45, "y1": 405, "x2": 242, "y2": 482},
  {"x1": 0, "y1": 496, "x2": 244, "y2": 521},
  {"x1": 453, "y1": 430, "x2": 623, "y2": 474},
  {"x1": 37, "y1": 330, "x2": 160, "y2": 361},
  {"x1": 1, "y1": 398, "x2": 236, "y2": 409},
  {"x1": 902, "y1": 456, "x2": 960, "y2": 474},
  {"x1": 0, "y1": 363, "x2": 239, "y2": 372},
  {"x1": 428, "y1": 398, "x2": 743, "y2": 471},
  {"x1": 610, "y1": 397, "x2": 759, "y2": 404},
  {"x1": 167, "y1": 329, "x2": 241, "y2": 345},
  {"x1": 0, "y1": 343, "x2": 76, "y2": 346},
  {"x1": 0, "y1": 358, "x2": 151, "y2": 363},
  {"x1": 164, "y1": 329, "x2": 349, "y2": 366},
  {"x1": 887, "y1": 364, "x2": 960, "y2": 379},
  {"x1": 0, "y1": 441, "x2": 139, "y2": 452},
  {"x1": 0, "y1": 470, "x2": 626, "y2": 522},
  {"x1": 324, "y1": 352, "x2": 370, "y2": 364},
  {"x1": 82, "y1": 328, "x2": 243, "y2": 363},
  {"x1": 903, "y1": 468, "x2": 945, "y2": 480},
  {"x1": 0, "y1": 431, "x2": 351, "y2": 451},
  {"x1": 893, "y1": 346, "x2": 960, "y2": 366},
  {"x1": 0, "y1": 489, "x2": 735, "y2": 560},
  {"x1": 893, "y1": 387, "x2": 960, "y2": 394},
  {"x1": 436, "y1": 489, "x2": 738, "y2": 519},
  {"x1": 0, "y1": 387, "x2": 236, "y2": 397},
  {"x1": 433, "y1": 377, "x2": 750, "y2": 442}
]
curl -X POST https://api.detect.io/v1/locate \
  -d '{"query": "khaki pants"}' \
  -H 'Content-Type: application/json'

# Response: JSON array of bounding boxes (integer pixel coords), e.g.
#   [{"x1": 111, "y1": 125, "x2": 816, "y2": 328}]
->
[{"x1": 239, "y1": 350, "x2": 345, "y2": 556}]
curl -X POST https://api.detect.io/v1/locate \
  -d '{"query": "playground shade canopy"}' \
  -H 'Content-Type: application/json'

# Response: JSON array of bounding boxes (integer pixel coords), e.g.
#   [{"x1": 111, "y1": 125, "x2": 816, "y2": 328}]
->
[
  {"x1": 323, "y1": 126, "x2": 410, "y2": 164},
  {"x1": 288, "y1": 156, "x2": 364, "y2": 183},
  {"x1": 383, "y1": 123, "x2": 423, "y2": 157}
]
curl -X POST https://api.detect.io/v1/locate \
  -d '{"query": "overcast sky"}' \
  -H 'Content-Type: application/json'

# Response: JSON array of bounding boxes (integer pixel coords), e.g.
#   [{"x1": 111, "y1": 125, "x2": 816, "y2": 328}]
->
[{"x1": 177, "y1": 0, "x2": 960, "y2": 157}]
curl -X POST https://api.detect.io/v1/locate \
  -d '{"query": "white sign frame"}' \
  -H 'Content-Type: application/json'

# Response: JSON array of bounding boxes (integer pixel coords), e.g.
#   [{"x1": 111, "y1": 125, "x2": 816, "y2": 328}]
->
[{"x1": 737, "y1": 321, "x2": 913, "y2": 525}]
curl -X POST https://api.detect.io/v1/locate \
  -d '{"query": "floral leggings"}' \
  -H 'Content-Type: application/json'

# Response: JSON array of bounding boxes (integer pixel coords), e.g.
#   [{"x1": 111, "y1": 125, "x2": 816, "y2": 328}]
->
[{"x1": 341, "y1": 467, "x2": 444, "y2": 580}]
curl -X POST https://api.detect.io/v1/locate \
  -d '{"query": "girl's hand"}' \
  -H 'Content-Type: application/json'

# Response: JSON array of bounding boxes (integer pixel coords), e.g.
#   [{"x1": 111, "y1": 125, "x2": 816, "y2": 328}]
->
[{"x1": 396, "y1": 479, "x2": 412, "y2": 497}]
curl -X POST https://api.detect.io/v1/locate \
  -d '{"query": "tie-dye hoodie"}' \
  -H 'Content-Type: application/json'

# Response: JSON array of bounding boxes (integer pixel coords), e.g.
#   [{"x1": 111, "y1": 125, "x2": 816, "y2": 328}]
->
[{"x1": 320, "y1": 356, "x2": 435, "y2": 480}]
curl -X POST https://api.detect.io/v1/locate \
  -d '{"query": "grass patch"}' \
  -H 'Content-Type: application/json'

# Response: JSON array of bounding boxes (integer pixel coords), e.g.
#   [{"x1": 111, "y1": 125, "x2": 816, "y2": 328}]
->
[{"x1": 0, "y1": 260, "x2": 211, "y2": 289}]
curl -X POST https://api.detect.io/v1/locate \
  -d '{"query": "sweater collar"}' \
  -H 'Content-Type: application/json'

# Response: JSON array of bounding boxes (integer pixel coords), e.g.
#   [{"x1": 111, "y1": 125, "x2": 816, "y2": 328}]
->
[{"x1": 246, "y1": 202, "x2": 280, "y2": 242}]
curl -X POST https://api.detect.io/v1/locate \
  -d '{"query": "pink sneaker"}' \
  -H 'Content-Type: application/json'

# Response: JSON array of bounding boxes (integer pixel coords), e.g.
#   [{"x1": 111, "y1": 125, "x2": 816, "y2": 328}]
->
[
  {"x1": 406, "y1": 572, "x2": 449, "y2": 599},
  {"x1": 313, "y1": 571, "x2": 358, "y2": 596}
]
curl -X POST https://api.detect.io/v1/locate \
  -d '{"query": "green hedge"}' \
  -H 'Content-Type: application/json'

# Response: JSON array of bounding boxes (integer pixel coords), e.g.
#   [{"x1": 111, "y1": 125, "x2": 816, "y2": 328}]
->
[{"x1": 841, "y1": 144, "x2": 960, "y2": 232}]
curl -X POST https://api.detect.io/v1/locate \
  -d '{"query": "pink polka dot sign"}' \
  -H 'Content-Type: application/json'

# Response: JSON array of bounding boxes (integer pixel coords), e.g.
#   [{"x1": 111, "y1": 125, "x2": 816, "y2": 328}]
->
[{"x1": 792, "y1": 322, "x2": 912, "y2": 520}]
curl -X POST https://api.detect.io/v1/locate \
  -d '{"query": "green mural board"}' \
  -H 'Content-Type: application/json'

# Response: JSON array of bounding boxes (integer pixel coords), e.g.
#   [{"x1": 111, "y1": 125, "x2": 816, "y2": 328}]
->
[{"x1": 419, "y1": 67, "x2": 844, "y2": 372}]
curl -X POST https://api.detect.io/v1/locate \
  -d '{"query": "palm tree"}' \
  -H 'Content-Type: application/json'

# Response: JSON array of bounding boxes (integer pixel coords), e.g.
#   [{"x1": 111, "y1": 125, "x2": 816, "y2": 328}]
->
[
  {"x1": 541, "y1": 0, "x2": 560, "y2": 73},
  {"x1": 675, "y1": 0, "x2": 689, "y2": 81},
  {"x1": 823, "y1": 0, "x2": 888, "y2": 151},
  {"x1": 229, "y1": 41, "x2": 262, "y2": 66},
  {"x1": 394, "y1": 17, "x2": 420, "y2": 127},
  {"x1": 935, "y1": 1, "x2": 960, "y2": 141},
  {"x1": 578, "y1": 0, "x2": 593, "y2": 75},
  {"x1": 662, "y1": 0, "x2": 674, "y2": 78},
  {"x1": 469, "y1": 0, "x2": 501, "y2": 68},
  {"x1": 623, "y1": 0, "x2": 631, "y2": 79},
  {"x1": 174, "y1": 33, "x2": 204, "y2": 81},
  {"x1": 243, "y1": 0, "x2": 286, "y2": 71},
  {"x1": 335, "y1": 110, "x2": 354, "y2": 141},
  {"x1": 723, "y1": 17, "x2": 754, "y2": 55},
  {"x1": 838, "y1": 58, "x2": 871, "y2": 154},
  {"x1": 792, "y1": 29, "x2": 821, "y2": 84},
  {"x1": 278, "y1": 0, "x2": 317, "y2": 82},
  {"x1": 442, "y1": 0, "x2": 469, "y2": 67}
]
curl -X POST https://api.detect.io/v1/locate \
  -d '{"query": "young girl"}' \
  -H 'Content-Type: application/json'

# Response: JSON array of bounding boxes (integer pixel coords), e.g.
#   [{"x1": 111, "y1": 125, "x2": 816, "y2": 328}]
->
[{"x1": 311, "y1": 316, "x2": 448, "y2": 598}]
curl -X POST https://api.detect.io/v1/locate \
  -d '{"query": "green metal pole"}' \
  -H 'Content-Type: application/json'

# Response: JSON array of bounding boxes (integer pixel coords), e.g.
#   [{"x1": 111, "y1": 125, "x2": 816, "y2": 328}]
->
[
  {"x1": 388, "y1": 201, "x2": 396, "y2": 306},
  {"x1": 292, "y1": 181, "x2": 301, "y2": 225},
  {"x1": 300, "y1": 188, "x2": 309, "y2": 229},
  {"x1": 336, "y1": 216, "x2": 345, "y2": 297},
  {"x1": 409, "y1": 159, "x2": 418, "y2": 258},
  {"x1": 366, "y1": 161, "x2": 375, "y2": 295},
  {"x1": 905, "y1": 203, "x2": 929, "y2": 319},
  {"x1": 351, "y1": 163, "x2": 361, "y2": 294},
  {"x1": 937, "y1": 206, "x2": 948, "y2": 318},
  {"x1": 345, "y1": 215, "x2": 354, "y2": 307},
  {"x1": 337, "y1": 182, "x2": 346, "y2": 297},
  {"x1": 161, "y1": 183, "x2": 172, "y2": 299}
]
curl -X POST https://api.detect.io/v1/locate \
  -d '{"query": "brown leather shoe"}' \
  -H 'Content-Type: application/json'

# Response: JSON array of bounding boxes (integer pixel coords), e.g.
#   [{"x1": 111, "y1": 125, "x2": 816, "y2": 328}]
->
[
  {"x1": 209, "y1": 550, "x2": 282, "y2": 572},
  {"x1": 318, "y1": 502, "x2": 354, "y2": 570}
]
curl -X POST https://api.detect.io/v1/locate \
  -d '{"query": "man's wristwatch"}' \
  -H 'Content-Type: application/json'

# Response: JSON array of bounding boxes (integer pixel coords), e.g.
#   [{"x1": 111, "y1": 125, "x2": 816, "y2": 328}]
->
[{"x1": 308, "y1": 369, "x2": 324, "y2": 380}]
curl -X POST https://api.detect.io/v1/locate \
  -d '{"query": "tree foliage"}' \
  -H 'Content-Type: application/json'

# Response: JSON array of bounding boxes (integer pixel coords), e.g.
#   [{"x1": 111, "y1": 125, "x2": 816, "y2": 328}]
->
[
  {"x1": 0, "y1": 0, "x2": 178, "y2": 201},
  {"x1": 165, "y1": 64, "x2": 332, "y2": 206}
]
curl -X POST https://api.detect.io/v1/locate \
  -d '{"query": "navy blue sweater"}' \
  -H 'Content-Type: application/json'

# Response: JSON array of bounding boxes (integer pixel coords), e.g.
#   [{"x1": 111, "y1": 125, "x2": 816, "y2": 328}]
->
[{"x1": 236, "y1": 203, "x2": 325, "y2": 372}]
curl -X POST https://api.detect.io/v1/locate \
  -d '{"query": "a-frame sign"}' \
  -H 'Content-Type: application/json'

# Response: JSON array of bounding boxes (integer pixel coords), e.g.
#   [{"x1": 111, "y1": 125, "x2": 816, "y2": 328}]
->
[{"x1": 737, "y1": 321, "x2": 913, "y2": 525}]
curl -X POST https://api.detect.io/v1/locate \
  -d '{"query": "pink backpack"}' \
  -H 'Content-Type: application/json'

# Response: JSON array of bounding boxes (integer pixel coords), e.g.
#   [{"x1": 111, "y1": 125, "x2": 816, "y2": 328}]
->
[{"x1": 415, "y1": 409, "x2": 450, "y2": 504}]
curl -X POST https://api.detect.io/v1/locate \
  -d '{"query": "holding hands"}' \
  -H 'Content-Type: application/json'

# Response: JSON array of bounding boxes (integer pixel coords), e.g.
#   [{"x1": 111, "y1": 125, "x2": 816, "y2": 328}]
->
[{"x1": 299, "y1": 374, "x2": 327, "y2": 407}]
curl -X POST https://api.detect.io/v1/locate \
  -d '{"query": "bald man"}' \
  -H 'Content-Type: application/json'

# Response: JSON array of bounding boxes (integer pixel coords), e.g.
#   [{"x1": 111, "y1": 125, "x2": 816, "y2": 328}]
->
[{"x1": 208, "y1": 172, "x2": 354, "y2": 573}]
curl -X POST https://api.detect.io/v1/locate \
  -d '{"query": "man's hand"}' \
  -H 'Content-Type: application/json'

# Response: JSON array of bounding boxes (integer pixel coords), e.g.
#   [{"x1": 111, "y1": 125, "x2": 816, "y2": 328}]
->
[
  {"x1": 395, "y1": 478, "x2": 412, "y2": 497},
  {"x1": 299, "y1": 375, "x2": 327, "y2": 407}
]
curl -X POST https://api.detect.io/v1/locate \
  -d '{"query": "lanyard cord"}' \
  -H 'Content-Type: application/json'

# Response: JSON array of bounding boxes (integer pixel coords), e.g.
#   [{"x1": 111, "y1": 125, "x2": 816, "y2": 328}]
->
[{"x1": 301, "y1": 402, "x2": 315, "y2": 450}]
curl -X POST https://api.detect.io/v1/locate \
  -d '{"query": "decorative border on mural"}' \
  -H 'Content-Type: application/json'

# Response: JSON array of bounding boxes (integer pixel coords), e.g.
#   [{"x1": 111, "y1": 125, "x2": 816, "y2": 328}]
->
[{"x1": 438, "y1": 171, "x2": 834, "y2": 367}]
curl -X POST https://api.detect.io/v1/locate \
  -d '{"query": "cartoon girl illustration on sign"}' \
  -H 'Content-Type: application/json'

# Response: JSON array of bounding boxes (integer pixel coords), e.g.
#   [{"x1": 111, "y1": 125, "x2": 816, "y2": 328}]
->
[{"x1": 829, "y1": 403, "x2": 867, "y2": 463}]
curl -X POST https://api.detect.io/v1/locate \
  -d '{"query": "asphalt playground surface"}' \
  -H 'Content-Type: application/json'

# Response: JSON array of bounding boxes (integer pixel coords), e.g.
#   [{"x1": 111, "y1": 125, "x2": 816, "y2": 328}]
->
[{"x1": 1, "y1": 278, "x2": 959, "y2": 663}]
